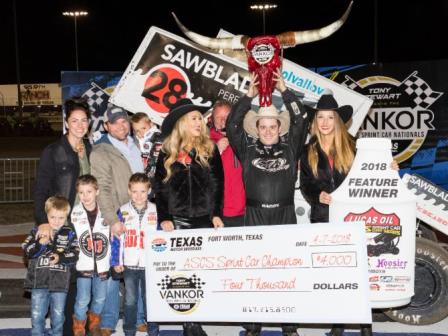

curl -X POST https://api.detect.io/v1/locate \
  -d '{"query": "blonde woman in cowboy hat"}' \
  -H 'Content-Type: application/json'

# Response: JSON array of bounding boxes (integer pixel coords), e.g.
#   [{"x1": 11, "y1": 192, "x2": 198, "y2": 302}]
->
[
  {"x1": 226, "y1": 69, "x2": 308, "y2": 336},
  {"x1": 300, "y1": 90, "x2": 398, "y2": 336},
  {"x1": 153, "y1": 98, "x2": 224, "y2": 336}
]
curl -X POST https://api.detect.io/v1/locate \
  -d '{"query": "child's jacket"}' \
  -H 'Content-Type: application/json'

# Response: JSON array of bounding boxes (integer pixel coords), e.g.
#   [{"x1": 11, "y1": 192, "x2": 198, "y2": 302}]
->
[{"x1": 22, "y1": 225, "x2": 78, "y2": 292}]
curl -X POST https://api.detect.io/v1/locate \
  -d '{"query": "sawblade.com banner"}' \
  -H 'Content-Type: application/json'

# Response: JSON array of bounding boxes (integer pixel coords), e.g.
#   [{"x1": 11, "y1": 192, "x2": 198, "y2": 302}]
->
[
  {"x1": 324, "y1": 61, "x2": 448, "y2": 189},
  {"x1": 110, "y1": 26, "x2": 372, "y2": 133}
]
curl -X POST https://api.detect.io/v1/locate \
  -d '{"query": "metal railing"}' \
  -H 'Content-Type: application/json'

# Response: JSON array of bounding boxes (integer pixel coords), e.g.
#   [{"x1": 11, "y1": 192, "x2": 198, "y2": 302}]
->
[{"x1": 0, "y1": 158, "x2": 39, "y2": 203}]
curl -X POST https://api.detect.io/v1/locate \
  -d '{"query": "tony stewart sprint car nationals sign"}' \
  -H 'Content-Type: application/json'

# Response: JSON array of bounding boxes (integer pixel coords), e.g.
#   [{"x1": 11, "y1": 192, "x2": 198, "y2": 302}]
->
[
  {"x1": 145, "y1": 224, "x2": 372, "y2": 324},
  {"x1": 110, "y1": 26, "x2": 372, "y2": 134}
]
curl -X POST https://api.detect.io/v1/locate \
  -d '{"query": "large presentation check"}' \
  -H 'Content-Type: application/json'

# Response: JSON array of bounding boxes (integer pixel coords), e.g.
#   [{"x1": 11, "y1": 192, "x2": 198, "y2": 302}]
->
[{"x1": 145, "y1": 223, "x2": 372, "y2": 323}]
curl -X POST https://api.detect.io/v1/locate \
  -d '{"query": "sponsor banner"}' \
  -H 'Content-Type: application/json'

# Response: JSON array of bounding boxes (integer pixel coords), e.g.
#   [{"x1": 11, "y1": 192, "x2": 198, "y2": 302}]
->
[
  {"x1": 0, "y1": 83, "x2": 61, "y2": 106},
  {"x1": 403, "y1": 173, "x2": 448, "y2": 236},
  {"x1": 145, "y1": 224, "x2": 371, "y2": 323},
  {"x1": 111, "y1": 26, "x2": 372, "y2": 134},
  {"x1": 324, "y1": 60, "x2": 448, "y2": 189},
  {"x1": 330, "y1": 139, "x2": 417, "y2": 309},
  {"x1": 61, "y1": 71, "x2": 122, "y2": 139}
]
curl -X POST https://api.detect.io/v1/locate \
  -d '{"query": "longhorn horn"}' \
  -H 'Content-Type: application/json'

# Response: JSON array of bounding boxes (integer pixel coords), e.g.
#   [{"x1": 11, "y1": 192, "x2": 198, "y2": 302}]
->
[
  {"x1": 277, "y1": 0, "x2": 354, "y2": 47},
  {"x1": 172, "y1": 12, "x2": 248, "y2": 50}
]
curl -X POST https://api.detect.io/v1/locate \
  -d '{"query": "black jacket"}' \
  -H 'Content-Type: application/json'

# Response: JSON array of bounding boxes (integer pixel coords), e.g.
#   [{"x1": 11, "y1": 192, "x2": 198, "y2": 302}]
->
[
  {"x1": 34, "y1": 135, "x2": 91, "y2": 225},
  {"x1": 22, "y1": 225, "x2": 78, "y2": 292},
  {"x1": 299, "y1": 138, "x2": 348, "y2": 223},
  {"x1": 154, "y1": 146, "x2": 224, "y2": 222},
  {"x1": 226, "y1": 90, "x2": 309, "y2": 225}
]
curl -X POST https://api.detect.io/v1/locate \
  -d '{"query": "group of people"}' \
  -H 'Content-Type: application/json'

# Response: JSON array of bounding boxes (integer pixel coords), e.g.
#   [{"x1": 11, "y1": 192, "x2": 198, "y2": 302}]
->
[{"x1": 23, "y1": 69, "x2": 376, "y2": 336}]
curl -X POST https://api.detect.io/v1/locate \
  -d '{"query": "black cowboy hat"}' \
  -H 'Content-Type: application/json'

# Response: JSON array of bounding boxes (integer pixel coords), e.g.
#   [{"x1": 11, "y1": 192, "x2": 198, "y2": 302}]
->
[
  {"x1": 306, "y1": 89, "x2": 353, "y2": 123},
  {"x1": 161, "y1": 98, "x2": 209, "y2": 137}
]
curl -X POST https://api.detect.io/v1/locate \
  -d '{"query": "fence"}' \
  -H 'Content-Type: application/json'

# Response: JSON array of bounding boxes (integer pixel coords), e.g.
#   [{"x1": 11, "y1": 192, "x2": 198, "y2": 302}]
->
[{"x1": 0, "y1": 158, "x2": 39, "y2": 203}]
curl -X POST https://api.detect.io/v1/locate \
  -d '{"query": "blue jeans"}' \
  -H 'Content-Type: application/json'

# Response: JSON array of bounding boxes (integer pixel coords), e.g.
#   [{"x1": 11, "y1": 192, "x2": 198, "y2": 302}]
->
[
  {"x1": 31, "y1": 288, "x2": 67, "y2": 336},
  {"x1": 100, "y1": 277, "x2": 120, "y2": 330},
  {"x1": 74, "y1": 276, "x2": 108, "y2": 320},
  {"x1": 137, "y1": 287, "x2": 145, "y2": 325},
  {"x1": 123, "y1": 268, "x2": 159, "y2": 336}
]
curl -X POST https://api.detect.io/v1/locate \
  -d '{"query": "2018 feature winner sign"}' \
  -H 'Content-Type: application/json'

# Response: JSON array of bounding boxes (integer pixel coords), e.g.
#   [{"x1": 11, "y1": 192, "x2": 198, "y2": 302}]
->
[
  {"x1": 330, "y1": 138, "x2": 417, "y2": 309},
  {"x1": 145, "y1": 225, "x2": 372, "y2": 323}
]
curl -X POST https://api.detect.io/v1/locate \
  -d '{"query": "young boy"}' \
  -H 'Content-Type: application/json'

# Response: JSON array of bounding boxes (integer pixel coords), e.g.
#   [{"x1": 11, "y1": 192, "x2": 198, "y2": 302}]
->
[
  {"x1": 71, "y1": 175, "x2": 110, "y2": 336},
  {"x1": 112, "y1": 173, "x2": 159, "y2": 336},
  {"x1": 130, "y1": 113, "x2": 163, "y2": 184},
  {"x1": 22, "y1": 195, "x2": 78, "y2": 336}
]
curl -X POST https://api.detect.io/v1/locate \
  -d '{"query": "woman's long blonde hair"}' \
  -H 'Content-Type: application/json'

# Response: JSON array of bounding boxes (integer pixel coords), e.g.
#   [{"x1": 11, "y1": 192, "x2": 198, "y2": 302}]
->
[
  {"x1": 307, "y1": 110, "x2": 355, "y2": 177},
  {"x1": 162, "y1": 111, "x2": 215, "y2": 182}
]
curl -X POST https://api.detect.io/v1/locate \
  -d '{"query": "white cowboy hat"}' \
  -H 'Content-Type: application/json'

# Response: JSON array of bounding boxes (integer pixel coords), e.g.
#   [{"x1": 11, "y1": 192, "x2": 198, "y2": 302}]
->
[{"x1": 243, "y1": 104, "x2": 290, "y2": 139}]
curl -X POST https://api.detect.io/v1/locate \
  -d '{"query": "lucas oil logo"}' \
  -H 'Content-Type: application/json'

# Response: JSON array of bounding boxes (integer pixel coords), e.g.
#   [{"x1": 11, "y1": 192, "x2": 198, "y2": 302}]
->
[
  {"x1": 342, "y1": 71, "x2": 442, "y2": 163},
  {"x1": 344, "y1": 207, "x2": 401, "y2": 257},
  {"x1": 157, "y1": 274, "x2": 205, "y2": 313}
]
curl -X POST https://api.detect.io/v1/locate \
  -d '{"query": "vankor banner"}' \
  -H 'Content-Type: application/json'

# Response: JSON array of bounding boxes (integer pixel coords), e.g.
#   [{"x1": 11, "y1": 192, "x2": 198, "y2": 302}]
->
[{"x1": 322, "y1": 61, "x2": 448, "y2": 189}]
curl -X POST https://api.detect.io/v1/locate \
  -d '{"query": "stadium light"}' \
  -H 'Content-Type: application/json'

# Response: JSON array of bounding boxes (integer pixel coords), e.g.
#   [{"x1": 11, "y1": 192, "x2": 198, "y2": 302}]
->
[
  {"x1": 62, "y1": 11, "x2": 88, "y2": 71},
  {"x1": 250, "y1": 3, "x2": 277, "y2": 34}
]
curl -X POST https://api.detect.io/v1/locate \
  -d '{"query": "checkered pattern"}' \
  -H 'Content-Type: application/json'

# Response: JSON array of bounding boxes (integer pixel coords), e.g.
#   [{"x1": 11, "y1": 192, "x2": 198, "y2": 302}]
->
[
  {"x1": 190, "y1": 274, "x2": 205, "y2": 289},
  {"x1": 342, "y1": 75, "x2": 360, "y2": 90},
  {"x1": 82, "y1": 83, "x2": 110, "y2": 132},
  {"x1": 156, "y1": 274, "x2": 205, "y2": 290},
  {"x1": 400, "y1": 71, "x2": 442, "y2": 109},
  {"x1": 83, "y1": 83, "x2": 108, "y2": 107},
  {"x1": 157, "y1": 275, "x2": 173, "y2": 290}
]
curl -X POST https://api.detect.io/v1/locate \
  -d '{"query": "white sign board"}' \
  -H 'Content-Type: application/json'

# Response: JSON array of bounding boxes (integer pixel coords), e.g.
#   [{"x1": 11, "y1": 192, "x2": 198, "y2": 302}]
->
[
  {"x1": 0, "y1": 83, "x2": 62, "y2": 106},
  {"x1": 330, "y1": 138, "x2": 417, "y2": 308},
  {"x1": 145, "y1": 224, "x2": 372, "y2": 324},
  {"x1": 403, "y1": 173, "x2": 448, "y2": 236}
]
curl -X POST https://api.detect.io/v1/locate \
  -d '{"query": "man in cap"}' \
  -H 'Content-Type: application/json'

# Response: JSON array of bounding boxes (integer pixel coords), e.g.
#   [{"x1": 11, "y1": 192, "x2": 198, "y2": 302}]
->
[
  {"x1": 226, "y1": 70, "x2": 309, "y2": 336},
  {"x1": 90, "y1": 104, "x2": 145, "y2": 335}
]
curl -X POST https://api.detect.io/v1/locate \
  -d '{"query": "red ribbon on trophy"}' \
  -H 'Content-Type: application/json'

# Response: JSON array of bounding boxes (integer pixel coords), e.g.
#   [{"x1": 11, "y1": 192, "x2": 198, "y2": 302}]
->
[{"x1": 246, "y1": 36, "x2": 281, "y2": 107}]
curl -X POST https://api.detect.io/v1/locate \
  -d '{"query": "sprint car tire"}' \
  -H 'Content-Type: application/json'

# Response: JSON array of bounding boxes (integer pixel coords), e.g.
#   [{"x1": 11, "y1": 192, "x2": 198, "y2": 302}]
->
[
  {"x1": 384, "y1": 238, "x2": 448, "y2": 325},
  {"x1": 416, "y1": 221, "x2": 438, "y2": 242}
]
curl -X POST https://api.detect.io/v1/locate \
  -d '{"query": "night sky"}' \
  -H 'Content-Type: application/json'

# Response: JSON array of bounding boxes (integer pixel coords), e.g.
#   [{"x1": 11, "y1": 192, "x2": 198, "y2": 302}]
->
[{"x1": 2, "y1": 0, "x2": 448, "y2": 84}]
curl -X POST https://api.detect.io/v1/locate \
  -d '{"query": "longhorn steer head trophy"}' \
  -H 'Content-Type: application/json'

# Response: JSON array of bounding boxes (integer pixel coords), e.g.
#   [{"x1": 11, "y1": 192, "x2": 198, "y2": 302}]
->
[{"x1": 172, "y1": 1, "x2": 353, "y2": 107}]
